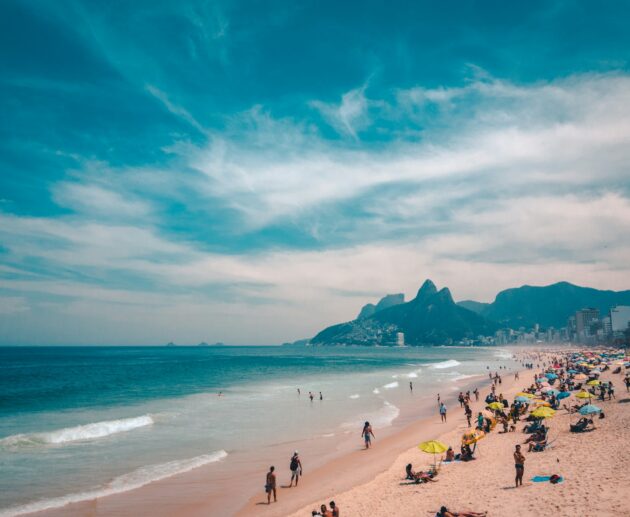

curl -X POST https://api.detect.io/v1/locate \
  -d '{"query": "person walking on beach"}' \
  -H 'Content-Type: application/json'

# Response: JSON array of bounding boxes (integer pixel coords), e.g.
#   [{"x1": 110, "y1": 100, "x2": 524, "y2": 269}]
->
[
  {"x1": 437, "y1": 393, "x2": 441, "y2": 405},
  {"x1": 514, "y1": 444, "x2": 525, "y2": 487},
  {"x1": 289, "y1": 451, "x2": 302, "y2": 487},
  {"x1": 330, "y1": 500, "x2": 340, "y2": 516},
  {"x1": 265, "y1": 466, "x2": 277, "y2": 503},
  {"x1": 439, "y1": 402, "x2": 447, "y2": 423},
  {"x1": 362, "y1": 421, "x2": 375, "y2": 449},
  {"x1": 474, "y1": 388, "x2": 479, "y2": 401}
]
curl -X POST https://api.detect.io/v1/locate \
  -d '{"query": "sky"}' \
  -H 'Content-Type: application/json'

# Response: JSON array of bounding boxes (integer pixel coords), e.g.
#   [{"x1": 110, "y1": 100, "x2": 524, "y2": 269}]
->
[{"x1": 1, "y1": 0, "x2": 630, "y2": 345}]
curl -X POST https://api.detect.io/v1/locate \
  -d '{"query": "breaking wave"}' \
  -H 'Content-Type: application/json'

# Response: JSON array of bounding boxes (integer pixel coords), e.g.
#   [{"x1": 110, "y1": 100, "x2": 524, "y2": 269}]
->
[
  {"x1": 431, "y1": 360, "x2": 461, "y2": 369},
  {"x1": 0, "y1": 416, "x2": 154, "y2": 449}
]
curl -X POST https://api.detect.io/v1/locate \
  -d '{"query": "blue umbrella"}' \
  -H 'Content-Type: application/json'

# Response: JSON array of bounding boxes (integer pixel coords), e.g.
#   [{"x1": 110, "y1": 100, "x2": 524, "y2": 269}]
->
[
  {"x1": 568, "y1": 369, "x2": 578, "y2": 374},
  {"x1": 546, "y1": 389, "x2": 559, "y2": 396},
  {"x1": 515, "y1": 396, "x2": 530, "y2": 403},
  {"x1": 579, "y1": 404, "x2": 601, "y2": 415},
  {"x1": 557, "y1": 392, "x2": 570, "y2": 400},
  {"x1": 545, "y1": 373, "x2": 558, "y2": 379},
  {"x1": 535, "y1": 378, "x2": 544, "y2": 383}
]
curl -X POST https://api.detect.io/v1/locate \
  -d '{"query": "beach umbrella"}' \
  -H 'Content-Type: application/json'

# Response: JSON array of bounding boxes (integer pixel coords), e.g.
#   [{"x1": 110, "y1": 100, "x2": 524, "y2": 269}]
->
[
  {"x1": 535, "y1": 378, "x2": 544, "y2": 383},
  {"x1": 579, "y1": 404, "x2": 601, "y2": 416},
  {"x1": 576, "y1": 391, "x2": 595, "y2": 400},
  {"x1": 530, "y1": 407, "x2": 556, "y2": 419},
  {"x1": 586, "y1": 380, "x2": 600, "y2": 386},
  {"x1": 462, "y1": 429, "x2": 485, "y2": 445},
  {"x1": 418, "y1": 440, "x2": 448, "y2": 467},
  {"x1": 545, "y1": 373, "x2": 558, "y2": 380},
  {"x1": 574, "y1": 373, "x2": 588, "y2": 381},
  {"x1": 546, "y1": 389, "x2": 560, "y2": 397},
  {"x1": 516, "y1": 392, "x2": 534, "y2": 398},
  {"x1": 516, "y1": 396, "x2": 531, "y2": 403},
  {"x1": 488, "y1": 402, "x2": 503, "y2": 410},
  {"x1": 568, "y1": 369, "x2": 578, "y2": 374},
  {"x1": 557, "y1": 392, "x2": 571, "y2": 400}
]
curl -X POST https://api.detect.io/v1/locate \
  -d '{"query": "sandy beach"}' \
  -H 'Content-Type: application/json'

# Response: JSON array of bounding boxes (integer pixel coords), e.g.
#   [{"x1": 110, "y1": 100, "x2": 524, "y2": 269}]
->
[{"x1": 280, "y1": 349, "x2": 630, "y2": 517}]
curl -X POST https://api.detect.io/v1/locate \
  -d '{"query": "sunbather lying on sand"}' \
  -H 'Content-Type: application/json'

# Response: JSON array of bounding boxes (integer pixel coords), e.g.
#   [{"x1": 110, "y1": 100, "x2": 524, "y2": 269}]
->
[
  {"x1": 435, "y1": 506, "x2": 487, "y2": 517},
  {"x1": 405, "y1": 463, "x2": 438, "y2": 483}
]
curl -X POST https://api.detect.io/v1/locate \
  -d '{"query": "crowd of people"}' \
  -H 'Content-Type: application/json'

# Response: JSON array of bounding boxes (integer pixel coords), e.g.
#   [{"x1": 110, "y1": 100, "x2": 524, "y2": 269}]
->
[{"x1": 264, "y1": 347, "x2": 628, "y2": 515}]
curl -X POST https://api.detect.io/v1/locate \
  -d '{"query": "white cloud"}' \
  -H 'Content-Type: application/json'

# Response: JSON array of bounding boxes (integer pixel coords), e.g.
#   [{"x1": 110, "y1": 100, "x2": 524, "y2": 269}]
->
[
  {"x1": 2, "y1": 73, "x2": 630, "y2": 344},
  {"x1": 310, "y1": 85, "x2": 370, "y2": 138}
]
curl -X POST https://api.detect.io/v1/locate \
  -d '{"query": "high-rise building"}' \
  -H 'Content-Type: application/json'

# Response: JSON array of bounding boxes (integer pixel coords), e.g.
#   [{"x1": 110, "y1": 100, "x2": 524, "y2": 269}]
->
[
  {"x1": 610, "y1": 306, "x2": 630, "y2": 332},
  {"x1": 575, "y1": 308, "x2": 600, "y2": 342},
  {"x1": 396, "y1": 332, "x2": 405, "y2": 347}
]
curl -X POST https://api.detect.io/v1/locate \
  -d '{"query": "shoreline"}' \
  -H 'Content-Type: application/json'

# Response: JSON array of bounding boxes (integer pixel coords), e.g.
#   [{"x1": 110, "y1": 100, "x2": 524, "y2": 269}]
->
[
  {"x1": 236, "y1": 361, "x2": 526, "y2": 516},
  {"x1": 286, "y1": 348, "x2": 630, "y2": 517}
]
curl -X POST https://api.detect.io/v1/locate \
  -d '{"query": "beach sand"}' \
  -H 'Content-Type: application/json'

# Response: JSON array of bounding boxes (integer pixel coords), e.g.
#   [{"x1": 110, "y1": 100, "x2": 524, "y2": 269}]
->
[{"x1": 282, "y1": 354, "x2": 630, "y2": 517}]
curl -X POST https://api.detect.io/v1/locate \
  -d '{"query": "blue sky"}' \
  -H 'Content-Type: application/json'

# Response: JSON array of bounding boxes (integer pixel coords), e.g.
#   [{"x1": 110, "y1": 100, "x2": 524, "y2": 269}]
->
[{"x1": 1, "y1": 0, "x2": 630, "y2": 344}]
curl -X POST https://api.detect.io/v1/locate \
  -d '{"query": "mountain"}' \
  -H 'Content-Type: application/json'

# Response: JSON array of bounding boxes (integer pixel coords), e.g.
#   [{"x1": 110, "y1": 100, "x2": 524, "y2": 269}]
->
[
  {"x1": 312, "y1": 280, "x2": 497, "y2": 346},
  {"x1": 457, "y1": 300, "x2": 490, "y2": 314},
  {"x1": 468, "y1": 281, "x2": 630, "y2": 328},
  {"x1": 357, "y1": 293, "x2": 405, "y2": 319}
]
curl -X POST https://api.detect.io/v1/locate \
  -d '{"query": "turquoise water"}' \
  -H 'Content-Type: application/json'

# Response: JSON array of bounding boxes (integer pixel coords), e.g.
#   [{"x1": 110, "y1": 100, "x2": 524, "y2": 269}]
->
[{"x1": 0, "y1": 345, "x2": 514, "y2": 515}]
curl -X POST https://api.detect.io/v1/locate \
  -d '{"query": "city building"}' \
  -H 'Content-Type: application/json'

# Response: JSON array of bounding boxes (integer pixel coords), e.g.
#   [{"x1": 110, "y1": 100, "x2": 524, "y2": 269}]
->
[{"x1": 610, "y1": 306, "x2": 630, "y2": 332}]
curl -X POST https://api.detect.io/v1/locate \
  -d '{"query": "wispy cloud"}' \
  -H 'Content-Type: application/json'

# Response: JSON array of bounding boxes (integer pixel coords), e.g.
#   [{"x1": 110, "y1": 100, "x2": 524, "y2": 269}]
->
[
  {"x1": 310, "y1": 85, "x2": 371, "y2": 138},
  {"x1": 2, "y1": 73, "x2": 630, "y2": 344}
]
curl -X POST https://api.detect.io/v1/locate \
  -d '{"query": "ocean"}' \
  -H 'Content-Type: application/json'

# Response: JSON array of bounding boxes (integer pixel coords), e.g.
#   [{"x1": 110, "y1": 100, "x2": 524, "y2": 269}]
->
[{"x1": 0, "y1": 345, "x2": 516, "y2": 516}]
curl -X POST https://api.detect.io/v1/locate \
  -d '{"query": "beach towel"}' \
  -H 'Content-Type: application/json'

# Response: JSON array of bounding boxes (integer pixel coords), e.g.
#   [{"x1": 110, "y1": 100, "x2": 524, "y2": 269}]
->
[{"x1": 531, "y1": 475, "x2": 564, "y2": 484}]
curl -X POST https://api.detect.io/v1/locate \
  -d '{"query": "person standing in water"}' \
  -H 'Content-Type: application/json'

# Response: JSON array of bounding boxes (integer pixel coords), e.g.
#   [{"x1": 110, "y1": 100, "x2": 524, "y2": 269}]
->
[
  {"x1": 514, "y1": 444, "x2": 525, "y2": 487},
  {"x1": 265, "y1": 466, "x2": 277, "y2": 503},
  {"x1": 289, "y1": 451, "x2": 302, "y2": 487},
  {"x1": 439, "y1": 402, "x2": 447, "y2": 422},
  {"x1": 362, "y1": 421, "x2": 375, "y2": 449},
  {"x1": 319, "y1": 392, "x2": 323, "y2": 401},
  {"x1": 409, "y1": 381, "x2": 413, "y2": 392},
  {"x1": 309, "y1": 392, "x2": 314, "y2": 402}
]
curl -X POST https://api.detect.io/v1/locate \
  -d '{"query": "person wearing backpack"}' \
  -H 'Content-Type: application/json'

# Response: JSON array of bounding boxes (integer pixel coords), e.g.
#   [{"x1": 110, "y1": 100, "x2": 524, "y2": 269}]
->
[{"x1": 289, "y1": 450, "x2": 302, "y2": 487}]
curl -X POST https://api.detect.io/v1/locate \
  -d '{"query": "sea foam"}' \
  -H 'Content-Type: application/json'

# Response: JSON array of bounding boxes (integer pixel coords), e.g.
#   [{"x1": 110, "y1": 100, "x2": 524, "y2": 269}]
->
[
  {"x1": 0, "y1": 450, "x2": 228, "y2": 517},
  {"x1": 341, "y1": 401, "x2": 399, "y2": 430},
  {"x1": 431, "y1": 359, "x2": 461, "y2": 369},
  {"x1": 383, "y1": 381, "x2": 399, "y2": 389},
  {"x1": 0, "y1": 415, "x2": 154, "y2": 449}
]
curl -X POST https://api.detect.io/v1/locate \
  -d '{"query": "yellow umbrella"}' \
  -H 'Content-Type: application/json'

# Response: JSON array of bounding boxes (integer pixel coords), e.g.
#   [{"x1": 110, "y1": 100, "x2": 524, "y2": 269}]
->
[
  {"x1": 418, "y1": 440, "x2": 448, "y2": 454},
  {"x1": 516, "y1": 392, "x2": 534, "y2": 398},
  {"x1": 488, "y1": 402, "x2": 503, "y2": 410},
  {"x1": 576, "y1": 391, "x2": 595, "y2": 399},
  {"x1": 419, "y1": 440, "x2": 448, "y2": 466},
  {"x1": 586, "y1": 380, "x2": 600, "y2": 386},
  {"x1": 532, "y1": 400, "x2": 551, "y2": 407},
  {"x1": 530, "y1": 407, "x2": 556, "y2": 419},
  {"x1": 462, "y1": 429, "x2": 485, "y2": 445}
]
